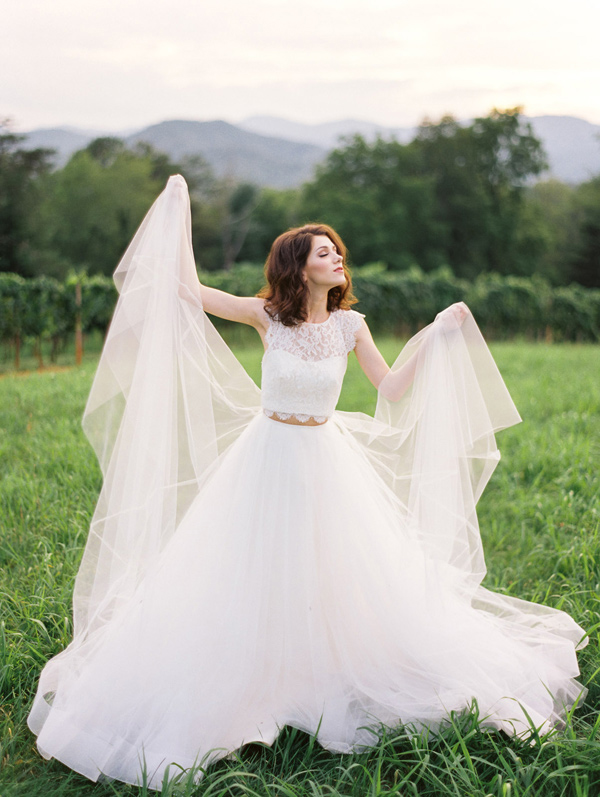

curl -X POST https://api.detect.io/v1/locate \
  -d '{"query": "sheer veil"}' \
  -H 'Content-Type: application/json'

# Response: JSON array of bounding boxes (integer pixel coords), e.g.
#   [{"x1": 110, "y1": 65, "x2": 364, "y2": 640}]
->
[
  {"x1": 29, "y1": 174, "x2": 585, "y2": 736},
  {"x1": 29, "y1": 176, "x2": 263, "y2": 731}
]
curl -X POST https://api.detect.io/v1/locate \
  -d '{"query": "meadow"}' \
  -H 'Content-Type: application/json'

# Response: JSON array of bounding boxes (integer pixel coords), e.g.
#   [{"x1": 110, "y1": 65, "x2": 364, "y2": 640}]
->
[{"x1": 0, "y1": 337, "x2": 599, "y2": 797}]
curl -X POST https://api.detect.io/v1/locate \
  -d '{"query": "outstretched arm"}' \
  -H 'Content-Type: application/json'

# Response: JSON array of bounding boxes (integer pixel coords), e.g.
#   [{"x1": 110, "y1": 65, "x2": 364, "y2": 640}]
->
[
  {"x1": 353, "y1": 318, "x2": 391, "y2": 389},
  {"x1": 178, "y1": 270, "x2": 267, "y2": 331},
  {"x1": 354, "y1": 303, "x2": 469, "y2": 401},
  {"x1": 198, "y1": 285, "x2": 266, "y2": 329},
  {"x1": 354, "y1": 319, "x2": 418, "y2": 400}
]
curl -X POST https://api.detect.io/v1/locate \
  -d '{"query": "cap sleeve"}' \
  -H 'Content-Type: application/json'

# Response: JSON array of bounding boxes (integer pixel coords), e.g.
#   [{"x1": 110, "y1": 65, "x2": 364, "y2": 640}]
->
[{"x1": 339, "y1": 308, "x2": 366, "y2": 353}]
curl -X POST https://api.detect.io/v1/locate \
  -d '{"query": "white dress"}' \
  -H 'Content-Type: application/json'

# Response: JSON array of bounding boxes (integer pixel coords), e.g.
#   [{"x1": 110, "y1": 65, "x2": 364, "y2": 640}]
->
[{"x1": 28, "y1": 177, "x2": 587, "y2": 790}]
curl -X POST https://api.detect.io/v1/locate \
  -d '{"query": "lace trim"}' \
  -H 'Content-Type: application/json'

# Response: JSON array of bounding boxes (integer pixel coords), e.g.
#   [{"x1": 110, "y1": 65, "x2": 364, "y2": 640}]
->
[
  {"x1": 264, "y1": 409, "x2": 329, "y2": 424},
  {"x1": 264, "y1": 308, "x2": 365, "y2": 361}
]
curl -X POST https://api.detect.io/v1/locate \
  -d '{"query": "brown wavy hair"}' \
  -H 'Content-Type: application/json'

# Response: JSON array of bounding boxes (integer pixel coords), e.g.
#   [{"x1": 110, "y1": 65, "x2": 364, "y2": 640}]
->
[{"x1": 257, "y1": 223, "x2": 357, "y2": 326}]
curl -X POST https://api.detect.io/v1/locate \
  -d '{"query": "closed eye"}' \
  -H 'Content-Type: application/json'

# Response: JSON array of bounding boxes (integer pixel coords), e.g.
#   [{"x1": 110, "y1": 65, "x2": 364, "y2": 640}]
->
[{"x1": 316, "y1": 246, "x2": 337, "y2": 256}]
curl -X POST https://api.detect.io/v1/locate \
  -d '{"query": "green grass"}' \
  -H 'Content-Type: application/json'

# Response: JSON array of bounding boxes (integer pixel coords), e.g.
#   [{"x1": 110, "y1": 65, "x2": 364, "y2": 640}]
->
[{"x1": 1, "y1": 339, "x2": 599, "y2": 796}]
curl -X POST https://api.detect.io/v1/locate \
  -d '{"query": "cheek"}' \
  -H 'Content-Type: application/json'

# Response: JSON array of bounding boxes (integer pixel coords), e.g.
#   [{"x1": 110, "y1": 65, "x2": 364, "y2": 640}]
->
[{"x1": 306, "y1": 257, "x2": 330, "y2": 278}]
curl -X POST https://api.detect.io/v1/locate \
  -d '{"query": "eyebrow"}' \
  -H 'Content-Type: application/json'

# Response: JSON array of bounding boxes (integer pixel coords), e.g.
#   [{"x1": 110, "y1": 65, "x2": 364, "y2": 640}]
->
[{"x1": 316, "y1": 244, "x2": 337, "y2": 251}]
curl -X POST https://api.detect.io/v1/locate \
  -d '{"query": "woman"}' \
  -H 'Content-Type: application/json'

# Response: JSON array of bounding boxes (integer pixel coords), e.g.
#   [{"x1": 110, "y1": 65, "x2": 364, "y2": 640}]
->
[{"x1": 28, "y1": 176, "x2": 587, "y2": 790}]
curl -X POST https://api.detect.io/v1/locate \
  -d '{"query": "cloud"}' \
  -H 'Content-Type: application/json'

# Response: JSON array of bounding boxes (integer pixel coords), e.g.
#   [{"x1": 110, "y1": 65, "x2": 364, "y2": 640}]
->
[{"x1": 2, "y1": 0, "x2": 599, "y2": 129}]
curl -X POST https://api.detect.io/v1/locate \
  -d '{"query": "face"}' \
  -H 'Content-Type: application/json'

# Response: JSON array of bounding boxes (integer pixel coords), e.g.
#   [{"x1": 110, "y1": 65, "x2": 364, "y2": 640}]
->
[{"x1": 302, "y1": 235, "x2": 346, "y2": 290}]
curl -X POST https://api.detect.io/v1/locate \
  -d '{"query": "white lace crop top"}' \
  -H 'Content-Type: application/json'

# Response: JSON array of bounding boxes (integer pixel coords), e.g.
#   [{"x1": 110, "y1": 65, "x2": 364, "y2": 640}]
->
[{"x1": 261, "y1": 308, "x2": 365, "y2": 423}]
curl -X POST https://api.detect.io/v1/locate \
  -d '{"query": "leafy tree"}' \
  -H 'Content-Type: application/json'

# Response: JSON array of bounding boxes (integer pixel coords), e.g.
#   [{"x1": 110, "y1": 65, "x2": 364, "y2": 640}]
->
[
  {"x1": 570, "y1": 176, "x2": 600, "y2": 287},
  {"x1": 300, "y1": 135, "x2": 444, "y2": 270},
  {"x1": 84, "y1": 137, "x2": 125, "y2": 167},
  {"x1": 35, "y1": 139, "x2": 210, "y2": 277},
  {"x1": 36, "y1": 147, "x2": 161, "y2": 276},
  {"x1": 133, "y1": 143, "x2": 208, "y2": 192},
  {"x1": 0, "y1": 120, "x2": 55, "y2": 275},
  {"x1": 299, "y1": 109, "x2": 547, "y2": 276},
  {"x1": 414, "y1": 107, "x2": 548, "y2": 277},
  {"x1": 237, "y1": 188, "x2": 301, "y2": 265},
  {"x1": 522, "y1": 180, "x2": 577, "y2": 284},
  {"x1": 220, "y1": 181, "x2": 260, "y2": 270},
  {"x1": 190, "y1": 176, "x2": 284, "y2": 271}
]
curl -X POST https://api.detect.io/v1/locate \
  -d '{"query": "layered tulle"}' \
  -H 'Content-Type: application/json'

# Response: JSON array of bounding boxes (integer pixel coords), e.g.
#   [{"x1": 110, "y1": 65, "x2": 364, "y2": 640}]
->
[{"x1": 28, "y1": 176, "x2": 587, "y2": 789}]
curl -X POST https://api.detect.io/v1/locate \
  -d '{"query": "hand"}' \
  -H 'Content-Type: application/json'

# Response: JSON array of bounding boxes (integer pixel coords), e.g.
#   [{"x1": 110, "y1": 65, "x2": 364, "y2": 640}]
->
[
  {"x1": 450, "y1": 302, "x2": 469, "y2": 325},
  {"x1": 436, "y1": 302, "x2": 469, "y2": 331}
]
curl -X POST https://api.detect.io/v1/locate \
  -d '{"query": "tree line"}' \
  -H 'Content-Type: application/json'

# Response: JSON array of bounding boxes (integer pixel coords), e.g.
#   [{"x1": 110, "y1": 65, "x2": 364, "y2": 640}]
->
[
  {"x1": 1, "y1": 107, "x2": 599, "y2": 289},
  {"x1": 2, "y1": 267, "x2": 598, "y2": 371}
]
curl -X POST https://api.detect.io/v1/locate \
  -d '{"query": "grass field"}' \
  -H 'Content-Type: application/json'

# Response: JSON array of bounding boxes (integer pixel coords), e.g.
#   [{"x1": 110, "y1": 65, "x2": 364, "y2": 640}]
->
[{"x1": 1, "y1": 338, "x2": 599, "y2": 797}]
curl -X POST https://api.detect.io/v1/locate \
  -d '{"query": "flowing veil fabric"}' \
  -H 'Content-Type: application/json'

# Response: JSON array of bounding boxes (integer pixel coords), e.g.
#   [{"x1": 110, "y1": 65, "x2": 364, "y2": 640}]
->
[
  {"x1": 29, "y1": 175, "x2": 263, "y2": 732},
  {"x1": 76, "y1": 175, "x2": 260, "y2": 631},
  {"x1": 28, "y1": 176, "x2": 586, "y2": 764},
  {"x1": 340, "y1": 307, "x2": 523, "y2": 591}
]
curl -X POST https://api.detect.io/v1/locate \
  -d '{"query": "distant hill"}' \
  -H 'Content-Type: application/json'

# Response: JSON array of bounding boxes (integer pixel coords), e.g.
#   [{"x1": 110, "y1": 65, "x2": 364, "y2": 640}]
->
[
  {"x1": 125, "y1": 120, "x2": 325, "y2": 189},
  {"x1": 21, "y1": 127, "x2": 93, "y2": 163},
  {"x1": 524, "y1": 115, "x2": 600, "y2": 184},
  {"x1": 238, "y1": 115, "x2": 416, "y2": 148},
  {"x1": 241, "y1": 114, "x2": 600, "y2": 185},
  {"x1": 20, "y1": 120, "x2": 326, "y2": 189},
  {"x1": 21, "y1": 114, "x2": 600, "y2": 187}
]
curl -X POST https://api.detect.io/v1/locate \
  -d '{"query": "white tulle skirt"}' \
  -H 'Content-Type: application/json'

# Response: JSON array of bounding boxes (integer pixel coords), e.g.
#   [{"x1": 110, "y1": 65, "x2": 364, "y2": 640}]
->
[{"x1": 32, "y1": 410, "x2": 585, "y2": 789}]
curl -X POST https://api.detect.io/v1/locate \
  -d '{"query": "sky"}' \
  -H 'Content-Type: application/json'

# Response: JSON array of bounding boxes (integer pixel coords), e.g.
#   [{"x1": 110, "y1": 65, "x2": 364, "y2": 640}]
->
[{"x1": 2, "y1": 0, "x2": 600, "y2": 133}]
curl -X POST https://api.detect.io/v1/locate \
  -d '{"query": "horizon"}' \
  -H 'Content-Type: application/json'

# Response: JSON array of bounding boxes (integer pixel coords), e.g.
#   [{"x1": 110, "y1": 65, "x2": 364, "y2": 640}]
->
[{"x1": 17, "y1": 110, "x2": 600, "y2": 137}]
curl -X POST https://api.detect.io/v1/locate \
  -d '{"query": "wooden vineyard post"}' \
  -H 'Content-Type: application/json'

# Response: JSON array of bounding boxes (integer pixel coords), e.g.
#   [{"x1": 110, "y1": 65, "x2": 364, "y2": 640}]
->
[{"x1": 75, "y1": 280, "x2": 83, "y2": 365}]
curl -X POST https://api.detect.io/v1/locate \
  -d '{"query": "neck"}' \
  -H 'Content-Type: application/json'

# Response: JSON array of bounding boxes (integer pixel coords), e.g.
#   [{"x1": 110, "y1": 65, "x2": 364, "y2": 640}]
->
[{"x1": 305, "y1": 287, "x2": 330, "y2": 322}]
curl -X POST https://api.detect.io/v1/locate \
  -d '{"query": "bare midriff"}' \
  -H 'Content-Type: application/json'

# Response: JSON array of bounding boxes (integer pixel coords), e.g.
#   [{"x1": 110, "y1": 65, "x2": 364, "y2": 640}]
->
[{"x1": 266, "y1": 412, "x2": 328, "y2": 426}]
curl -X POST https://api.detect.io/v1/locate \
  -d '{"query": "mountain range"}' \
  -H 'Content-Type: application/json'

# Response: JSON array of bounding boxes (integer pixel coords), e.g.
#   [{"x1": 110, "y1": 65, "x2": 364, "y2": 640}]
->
[{"x1": 21, "y1": 114, "x2": 600, "y2": 188}]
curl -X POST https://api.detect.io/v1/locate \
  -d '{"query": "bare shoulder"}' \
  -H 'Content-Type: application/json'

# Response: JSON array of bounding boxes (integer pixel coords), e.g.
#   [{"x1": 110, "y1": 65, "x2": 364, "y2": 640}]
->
[{"x1": 249, "y1": 297, "x2": 271, "y2": 333}]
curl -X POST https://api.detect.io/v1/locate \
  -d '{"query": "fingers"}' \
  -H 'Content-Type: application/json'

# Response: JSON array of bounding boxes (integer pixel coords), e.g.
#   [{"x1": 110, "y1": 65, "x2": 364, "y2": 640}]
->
[{"x1": 451, "y1": 302, "x2": 469, "y2": 324}]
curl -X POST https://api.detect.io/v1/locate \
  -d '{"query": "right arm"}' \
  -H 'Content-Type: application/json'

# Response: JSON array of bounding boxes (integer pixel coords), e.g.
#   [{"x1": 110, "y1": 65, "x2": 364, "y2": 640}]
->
[
  {"x1": 199, "y1": 285, "x2": 267, "y2": 331},
  {"x1": 179, "y1": 273, "x2": 268, "y2": 334}
]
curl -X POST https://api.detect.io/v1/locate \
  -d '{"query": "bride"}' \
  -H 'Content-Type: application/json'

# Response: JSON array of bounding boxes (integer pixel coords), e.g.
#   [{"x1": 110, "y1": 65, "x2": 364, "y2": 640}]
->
[{"x1": 28, "y1": 175, "x2": 587, "y2": 789}]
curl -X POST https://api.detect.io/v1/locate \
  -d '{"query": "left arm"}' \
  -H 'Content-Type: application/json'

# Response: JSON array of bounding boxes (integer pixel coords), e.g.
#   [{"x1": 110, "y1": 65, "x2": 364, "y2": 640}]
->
[
  {"x1": 353, "y1": 318, "x2": 390, "y2": 389},
  {"x1": 353, "y1": 303, "x2": 469, "y2": 401}
]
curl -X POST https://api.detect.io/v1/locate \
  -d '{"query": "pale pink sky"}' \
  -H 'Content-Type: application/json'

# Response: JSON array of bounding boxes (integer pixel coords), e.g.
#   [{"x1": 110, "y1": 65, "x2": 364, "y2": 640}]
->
[{"x1": 3, "y1": 0, "x2": 600, "y2": 131}]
